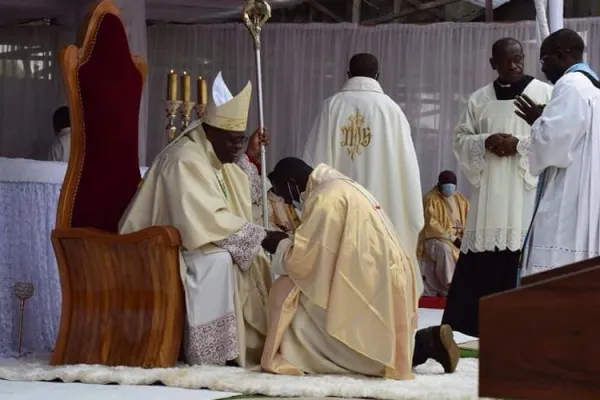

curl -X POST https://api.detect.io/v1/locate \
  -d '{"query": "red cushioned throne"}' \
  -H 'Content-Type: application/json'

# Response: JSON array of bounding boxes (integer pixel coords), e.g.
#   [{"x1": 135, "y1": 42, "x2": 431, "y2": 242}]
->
[{"x1": 50, "y1": 0, "x2": 184, "y2": 367}]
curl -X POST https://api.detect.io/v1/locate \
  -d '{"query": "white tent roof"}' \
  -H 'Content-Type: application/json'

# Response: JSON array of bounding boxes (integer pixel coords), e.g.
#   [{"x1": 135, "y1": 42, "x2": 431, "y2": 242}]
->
[{"x1": 0, "y1": 0, "x2": 303, "y2": 24}]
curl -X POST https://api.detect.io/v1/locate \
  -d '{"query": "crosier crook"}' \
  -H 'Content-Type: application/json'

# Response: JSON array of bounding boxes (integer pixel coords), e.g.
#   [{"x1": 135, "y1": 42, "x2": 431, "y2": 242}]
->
[{"x1": 243, "y1": 0, "x2": 271, "y2": 229}]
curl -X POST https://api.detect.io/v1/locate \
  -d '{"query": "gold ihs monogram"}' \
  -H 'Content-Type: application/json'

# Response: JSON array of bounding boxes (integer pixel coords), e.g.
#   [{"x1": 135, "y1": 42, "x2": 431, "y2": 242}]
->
[{"x1": 340, "y1": 109, "x2": 371, "y2": 160}]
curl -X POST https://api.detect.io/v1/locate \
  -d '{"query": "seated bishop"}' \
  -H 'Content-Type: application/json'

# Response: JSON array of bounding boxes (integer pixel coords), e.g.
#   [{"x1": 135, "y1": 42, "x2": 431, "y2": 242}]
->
[{"x1": 119, "y1": 72, "x2": 272, "y2": 368}]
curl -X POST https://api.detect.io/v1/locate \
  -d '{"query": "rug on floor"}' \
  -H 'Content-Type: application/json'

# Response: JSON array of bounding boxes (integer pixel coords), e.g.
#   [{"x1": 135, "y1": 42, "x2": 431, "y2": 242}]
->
[{"x1": 0, "y1": 354, "x2": 483, "y2": 400}]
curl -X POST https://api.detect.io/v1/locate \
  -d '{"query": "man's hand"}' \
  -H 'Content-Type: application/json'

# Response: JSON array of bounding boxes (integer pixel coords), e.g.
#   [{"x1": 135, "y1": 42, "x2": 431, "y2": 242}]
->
[
  {"x1": 514, "y1": 94, "x2": 543, "y2": 126},
  {"x1": 485, "y1": 133, "x2": 510, "y2": 154},
  {"x1": 261, "y1": 230, "x2": 288, "y2": 254},
  {"x1": 247, "y1": 127, "x2": 269, "y2": 160},
  {"x1": 493, "y1": 135, "x2": 519, "y2": 157},
  {"x1": 453, "y1": 238, "x2": 462, "y2": 249}
]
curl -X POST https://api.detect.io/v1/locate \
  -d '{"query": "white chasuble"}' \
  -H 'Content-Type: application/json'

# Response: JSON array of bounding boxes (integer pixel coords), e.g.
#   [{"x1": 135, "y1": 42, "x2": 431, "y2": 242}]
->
[
  {"x1": 303, "y1": 77, "x2": 424, "y2": 287},
  {"x1": 119, "y1": 123, "x2": 271, "y2": 367},
  {"x1": 523, "y1": 72, "x2": 600, "y2": 274},
  {"x1": 454, "y1": 79, "x2": 553, "y2": 253}
]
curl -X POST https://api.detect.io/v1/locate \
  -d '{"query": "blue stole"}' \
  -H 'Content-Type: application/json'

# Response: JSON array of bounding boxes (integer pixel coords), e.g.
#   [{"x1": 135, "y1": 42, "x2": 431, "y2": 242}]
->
[{"x1": 518, "y1": 62, "x2": 599, "y2": 286}]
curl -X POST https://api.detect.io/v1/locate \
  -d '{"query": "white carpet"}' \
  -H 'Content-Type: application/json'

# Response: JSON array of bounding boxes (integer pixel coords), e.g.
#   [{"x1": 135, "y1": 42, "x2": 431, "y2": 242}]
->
[{"x1": 0, "y1": 354, "x2": 481, "y2": 399}]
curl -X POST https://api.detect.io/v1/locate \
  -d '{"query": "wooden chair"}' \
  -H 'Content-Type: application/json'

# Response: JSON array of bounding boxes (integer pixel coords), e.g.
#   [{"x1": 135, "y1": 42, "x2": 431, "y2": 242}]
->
[
  {"x1": 50, "y1": 0, "x2": 184, "y2": 368},
  {"x1": 479, "y1": 257, "x2": 600, "y2": 399}
]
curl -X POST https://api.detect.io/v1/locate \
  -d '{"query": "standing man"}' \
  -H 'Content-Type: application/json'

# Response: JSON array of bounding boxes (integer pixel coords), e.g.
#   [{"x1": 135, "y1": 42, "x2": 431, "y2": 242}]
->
[
  {"x1": 48, "y1": 106, "x2": 71, "y2": 162},
  {"x1": 515, "y1": 29, "x2": 600, "y2": 275},
  {"x1": 442, "y1": 38, "x2": 553, "y2": 337},
  {"x1": 418, "y1": 170, "x2": 469, "y2": 297},
  {"x1": 303, "y1": 53, "x2": 423, "y2": 285}
]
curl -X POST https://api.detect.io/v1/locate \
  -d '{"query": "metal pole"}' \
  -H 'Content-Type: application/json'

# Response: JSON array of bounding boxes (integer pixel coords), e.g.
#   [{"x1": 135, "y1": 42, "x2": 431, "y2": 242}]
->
[{"x1": 243, "y1": 1, "x2": 271, "y2": 229}]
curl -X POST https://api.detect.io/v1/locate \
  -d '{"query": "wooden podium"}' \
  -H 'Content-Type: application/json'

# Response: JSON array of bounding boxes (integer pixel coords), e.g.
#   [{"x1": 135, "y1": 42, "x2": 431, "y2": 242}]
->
[{"x1": 479, "y1": 256, "x2": 600, "y2": 400}]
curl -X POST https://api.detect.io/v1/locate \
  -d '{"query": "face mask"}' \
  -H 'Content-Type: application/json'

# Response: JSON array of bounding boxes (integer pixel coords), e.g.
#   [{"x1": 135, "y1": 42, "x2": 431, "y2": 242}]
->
[
  {"x1": 440, "y1": 183, "x2": 456, "y2": 197},
  {"x1": 287, "y1": 181, "x2": 303, "y2": 212}
]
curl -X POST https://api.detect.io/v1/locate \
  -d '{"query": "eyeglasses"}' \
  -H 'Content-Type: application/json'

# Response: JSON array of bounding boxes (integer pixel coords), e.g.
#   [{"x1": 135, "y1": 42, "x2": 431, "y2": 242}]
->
[{"x1": 539, "y1": 55, "x2": 550, "y2": 65}]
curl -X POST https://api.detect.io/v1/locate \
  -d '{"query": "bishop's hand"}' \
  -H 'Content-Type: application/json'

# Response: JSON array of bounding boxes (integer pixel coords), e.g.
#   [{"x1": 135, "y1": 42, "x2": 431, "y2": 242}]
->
[
  {"x1": 261, "y1": 230, "x2": 288, "y2": 254},
  {"x1": 514, "y1": 94, "x2": 543, "y2": 126},
  {"x1": 247, "y1": 127, "x2": 269, "y2": 160}
]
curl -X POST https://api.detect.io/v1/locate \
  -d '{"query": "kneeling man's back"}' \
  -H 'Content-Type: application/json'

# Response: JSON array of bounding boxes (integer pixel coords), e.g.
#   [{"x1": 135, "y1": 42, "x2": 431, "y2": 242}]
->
[{"x1": 262, "y1": 162, "x2": 421, "y2": 379}]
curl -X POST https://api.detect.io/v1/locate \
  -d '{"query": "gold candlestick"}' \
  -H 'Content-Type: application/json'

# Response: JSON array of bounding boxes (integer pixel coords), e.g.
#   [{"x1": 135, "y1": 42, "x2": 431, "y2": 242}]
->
[
  {"x1": 197, "y1": 77, "x2": 207, "y2": 106},
  {"x1": 167, "y1": 70, "x2": 177, "y2": 101},
  {"x1": 13, "y1": 282, "x2": 34, "y2": 356},
  {"x1": 195, "y1": 104, "x2": 206, "y2": 120},
  {"x1": 179, "y1": 101, "x2": 196, "y2": 131},
  {"x1": 165, "y1": 100, "x2": 182, "y2": 142},
  {"x1": 181, "y1": 71, "x2": 191, "y2": 103}
]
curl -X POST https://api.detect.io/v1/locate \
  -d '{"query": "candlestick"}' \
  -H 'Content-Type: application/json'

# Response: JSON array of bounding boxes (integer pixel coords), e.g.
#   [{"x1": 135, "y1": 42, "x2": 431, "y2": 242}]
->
[
  {"x1": 165, "y1": 100, "x2": 182, "y2": 142},
  {"x1": 167, "y1": 70, "x2": 177, "y2": 101},
  {"x1": 13, "y1": 282, "x2": 34, "y2": 356},
  {"x1": 197, "y1": 77, "x2": 207, "y2": 105},
  {"x1": 181, "y1": 71, "x2": 191, "y2": 102},
  {"x1": 179, "y1": 101, "x2": 196, "y2": 131}
]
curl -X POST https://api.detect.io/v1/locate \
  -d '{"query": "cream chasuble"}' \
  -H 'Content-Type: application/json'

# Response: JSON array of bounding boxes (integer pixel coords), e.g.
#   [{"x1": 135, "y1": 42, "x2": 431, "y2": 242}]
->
[
  {"x1": 261, "y1": 165, "x2": 419, "y2": 380},
  {"x1": 302, "y1": 77, "x2": 424, "y2": 284},
  {"x1": 523, "y1": 72, "x2": 600, "y2": 274},
  {"x1": 454, "y1": 79, "x2": 553, "y2": 253},
  {"x1": 119, "y1": 72, "x2": 271, "y2": 368}
]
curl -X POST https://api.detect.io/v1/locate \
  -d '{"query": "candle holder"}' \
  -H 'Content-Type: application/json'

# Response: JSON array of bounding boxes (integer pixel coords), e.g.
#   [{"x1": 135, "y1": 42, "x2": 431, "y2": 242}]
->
[
  {"x1": 13, "y1": 281, "x2": 34, "y2": 356},
  {"x1": 165, "y1": 100, "x2": 182, "y2": 142},
  {"x1": 179, "y1": 101, "x2": 196, "y2": 131},
  {"x1": 195, "y1": 103, "x2": 207, "y2": 120}
]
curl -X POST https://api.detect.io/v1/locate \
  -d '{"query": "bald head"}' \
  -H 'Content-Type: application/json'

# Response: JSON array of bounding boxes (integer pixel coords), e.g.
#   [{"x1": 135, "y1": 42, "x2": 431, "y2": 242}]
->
[
  {"x1": 542, "y1": 28, "x2": 584, "y2": 60},
  {"x1": 540, "y1": 28, "x2": 584, "y2": 83},
  {"x1": 348, "y1": 53, "x2": 379, "y2": 79}
]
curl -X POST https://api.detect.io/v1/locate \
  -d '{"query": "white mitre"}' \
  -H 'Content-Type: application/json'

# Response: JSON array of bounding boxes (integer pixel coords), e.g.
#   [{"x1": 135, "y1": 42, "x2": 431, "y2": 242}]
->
[{"x1": 203, "y1": 72, "x2": 252, "y2": 133}]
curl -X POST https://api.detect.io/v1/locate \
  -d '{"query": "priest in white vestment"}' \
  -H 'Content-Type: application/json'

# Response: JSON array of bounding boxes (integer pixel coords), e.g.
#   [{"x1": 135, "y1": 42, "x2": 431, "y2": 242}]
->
[
  {"x1": 48, "y1": 106, "x2": 71, "y2": 162},
  {"x1": 260, "y1": 158, "x2": 460, "y2": 378},
  {"x1": 515, "y1": 29, "x2": 600, "y2": 274},
  {"x1": 119, "y1": 72, "x2": 272, "y2": 368},
  {"x1": 442, "y1": 38, "x2": 553, "y2": 337},
  {"x1": 302, "y1": 53, "x2": 423, "y2": 277}
]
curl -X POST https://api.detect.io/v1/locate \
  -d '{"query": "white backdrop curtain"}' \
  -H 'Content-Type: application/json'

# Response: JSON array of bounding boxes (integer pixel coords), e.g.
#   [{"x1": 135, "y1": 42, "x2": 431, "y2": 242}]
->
[
  {"x1": 146, "y1": 18, "x2": 600, "y2": 194},
  {"x1": 1, "y1": 18, "x2": 599, "y2": 194}
]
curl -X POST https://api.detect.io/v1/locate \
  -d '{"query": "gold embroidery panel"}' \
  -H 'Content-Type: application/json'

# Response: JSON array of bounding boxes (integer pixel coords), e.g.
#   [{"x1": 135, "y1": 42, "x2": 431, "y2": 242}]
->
[{"x1": 340, "y1": 109, "x2": 372, "y2": 160}]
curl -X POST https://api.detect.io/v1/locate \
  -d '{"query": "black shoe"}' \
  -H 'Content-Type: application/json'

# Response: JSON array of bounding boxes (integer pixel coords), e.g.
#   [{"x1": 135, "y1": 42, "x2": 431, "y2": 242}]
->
[{"x1": 431, "y1": 324, "x2": 460, "y2": 373}]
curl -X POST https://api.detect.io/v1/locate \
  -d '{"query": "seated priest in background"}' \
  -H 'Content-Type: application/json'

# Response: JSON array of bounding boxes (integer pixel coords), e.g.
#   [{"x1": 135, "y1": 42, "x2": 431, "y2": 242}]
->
[
  {"x1": 120, "y1": 72, "x2": 272, "y2": 368},
  {"x1": 302, "y1": 53, "x2": 424, "y2": 277},
  {"x1": 418, "y1": 170, "x2": 469, "y2": 296},
  {"x1": 442, "y1": 38, "x2": 553, "y2": 337},
  {"x1": 48, "y1": 106, "x2": 71, "y2": 162},
  {"x1": 515, "y1": 29, "x2": 600, "y2": 275},
  {"x1": 260, "y1": 158, "x2": 459, "y2": 379}
]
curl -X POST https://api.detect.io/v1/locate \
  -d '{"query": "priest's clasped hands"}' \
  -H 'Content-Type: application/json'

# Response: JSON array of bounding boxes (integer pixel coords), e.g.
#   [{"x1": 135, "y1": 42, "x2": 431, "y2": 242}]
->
[{"x1": 485, "y1": 133, "x2": 519, "y2": 157}]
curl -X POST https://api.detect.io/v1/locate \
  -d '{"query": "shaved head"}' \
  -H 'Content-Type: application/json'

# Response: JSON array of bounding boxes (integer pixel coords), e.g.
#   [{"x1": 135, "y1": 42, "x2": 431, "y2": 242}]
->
[
  {"x1": 540, "y1": 28, "x2": 585, "y2": 83},
  {"x1": 491, "y1": 38, "x2": 522, "y2": 59},
  {"x1": 542, "y1": 28, "x2": 584, "y2": 60},
  {"x1": 348, "y1": 53, "x2": 379, "y2": 79}
]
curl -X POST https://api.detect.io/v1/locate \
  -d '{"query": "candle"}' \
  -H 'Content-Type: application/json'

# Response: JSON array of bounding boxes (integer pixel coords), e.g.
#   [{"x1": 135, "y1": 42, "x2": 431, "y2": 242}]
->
[
  {"x1": 181, "y1": 71, "x2": 191, "y2": 102},
  {"x1": 167, "y1": 70, "x2": 177, "y2": 101},
  {"x1": 197, "y1": 77, "x2": 207, "y2": 105}
]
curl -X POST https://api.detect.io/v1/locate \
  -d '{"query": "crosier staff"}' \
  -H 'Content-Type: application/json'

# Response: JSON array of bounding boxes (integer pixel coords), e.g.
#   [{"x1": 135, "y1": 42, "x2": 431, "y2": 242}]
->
[{"x1": 243, "y1": 0, "x2": 271, "y2": 228}]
